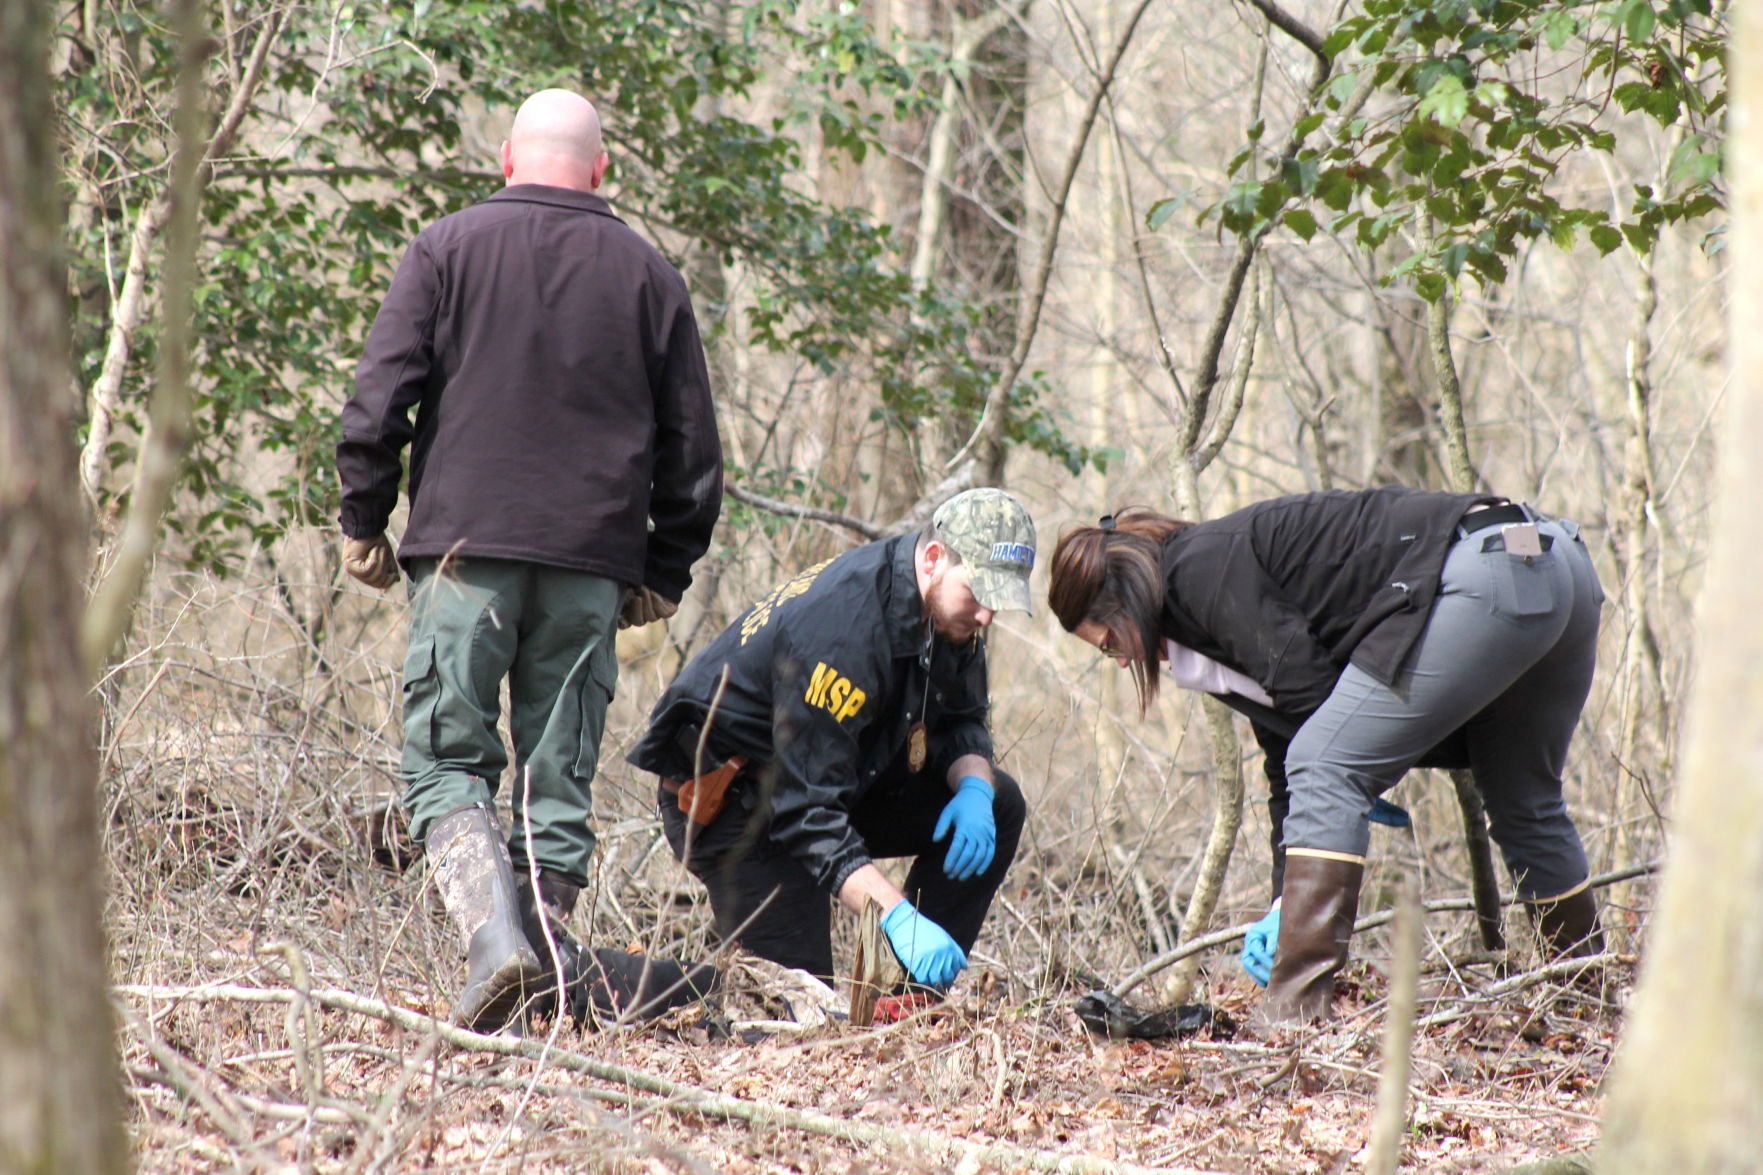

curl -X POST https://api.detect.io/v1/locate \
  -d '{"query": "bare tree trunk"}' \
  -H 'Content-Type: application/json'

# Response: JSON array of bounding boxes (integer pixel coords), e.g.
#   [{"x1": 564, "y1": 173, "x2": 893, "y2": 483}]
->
[
  {"x1": 1157, "y1": 273, "x2": 1260, "y2": 1005},
  {"x1": 943, "y1": 0, "x2": 1158, "y2": 489},
  {"x1": 1597, "y1": 4, "x2": 1763, "y2": 1165},
  {"x1": 0, "y1": 0, "x2": 130, "y2": 1168},
  {"x1": 1423, "y1": 215, "x2": 1508, "y2": 954},
  {"x1": 78, "y1": 8, "x2": 281, "y2": 617},
  {"x1": 909, "y1": 6, "x2": 1014, "y2": 291},
  {"x1": 1077, "y1": 0, "x2": 1134, "y2": 801},
  {"x1": 81, "y1": 0, "x2": 241, "y2": 671},
  {"x1": 1618, "y1": 254, "x2": 1663, "y2": 753},
  {"x1": 1613, "y1": 251, "x2": 1666, "y2": 930}
]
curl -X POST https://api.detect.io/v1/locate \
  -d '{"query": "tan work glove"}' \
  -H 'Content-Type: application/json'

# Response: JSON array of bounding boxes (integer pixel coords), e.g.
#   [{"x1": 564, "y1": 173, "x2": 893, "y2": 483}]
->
[
  {"x1": 620, "y1": 586, "x2": 679, "y2": 629},
  {"x1": 342, "y1": 533, "x2": 399, "y2": 591}
]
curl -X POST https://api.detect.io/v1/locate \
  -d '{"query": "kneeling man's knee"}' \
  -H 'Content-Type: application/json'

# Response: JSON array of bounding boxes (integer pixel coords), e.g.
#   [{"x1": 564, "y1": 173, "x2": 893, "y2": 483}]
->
[{"x1": 989, "y1": 769, "x2": 1027, "y2": 841}]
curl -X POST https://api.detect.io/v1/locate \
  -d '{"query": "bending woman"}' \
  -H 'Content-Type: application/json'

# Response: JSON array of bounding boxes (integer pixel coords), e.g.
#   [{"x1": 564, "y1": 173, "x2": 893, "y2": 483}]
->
[{"x1": 1047, "y1": 486, "x2": 1606, "y2": 1022}]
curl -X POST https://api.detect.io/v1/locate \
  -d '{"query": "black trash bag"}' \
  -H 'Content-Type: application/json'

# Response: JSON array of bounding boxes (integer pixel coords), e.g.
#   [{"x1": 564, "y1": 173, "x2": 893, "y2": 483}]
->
[
  {"x1": 530, "y1": 940, "x2": 718, "y2": 1026},
  {"x1": 1073, "y1": 990, "x2": 1230, "y2": 1040}
]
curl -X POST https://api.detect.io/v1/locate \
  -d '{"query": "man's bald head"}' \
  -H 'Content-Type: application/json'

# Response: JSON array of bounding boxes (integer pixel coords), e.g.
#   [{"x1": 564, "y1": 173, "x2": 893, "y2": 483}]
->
[{"x1": 501, "y1": 89, "x2": 609, "y2": 192}]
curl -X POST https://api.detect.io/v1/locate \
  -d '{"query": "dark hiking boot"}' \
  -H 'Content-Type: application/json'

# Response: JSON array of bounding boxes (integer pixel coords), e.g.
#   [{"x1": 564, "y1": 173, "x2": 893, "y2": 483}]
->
[
  {"x1": 515, "y1": 868, "x2": 587, "y2": 1021},
  {"x1": 1526, "y1": 886, "x2": 1605, "y2": 960},
  {"x1": 1260, "y1": 853, "x2": 1366, "y2": 1025},
  {"x1": 515, "y1": 868, "x2": 717, "y2": 1025},
  {"x1": 427, "y1": 803, "x2": 542, "y2": 1032}
]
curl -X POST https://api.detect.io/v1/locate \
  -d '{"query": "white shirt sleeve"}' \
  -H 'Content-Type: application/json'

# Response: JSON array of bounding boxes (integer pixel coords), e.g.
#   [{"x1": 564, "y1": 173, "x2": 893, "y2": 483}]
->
[{"x1": 1163, "y1": 640, "x2": 1274, "y2": 706}]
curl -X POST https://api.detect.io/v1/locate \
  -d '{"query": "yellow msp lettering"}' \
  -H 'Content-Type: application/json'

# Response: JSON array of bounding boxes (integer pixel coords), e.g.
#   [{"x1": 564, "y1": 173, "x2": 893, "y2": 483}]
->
[
  {"x1": 740, "y1": 558, "x2": 836, "y2": 646},
  {"x1": 803, "y1": 661, "x2": 868, "y2": 723},
  {"x1": 805, "y1": 661, "x2": 838, "y2": 708}
]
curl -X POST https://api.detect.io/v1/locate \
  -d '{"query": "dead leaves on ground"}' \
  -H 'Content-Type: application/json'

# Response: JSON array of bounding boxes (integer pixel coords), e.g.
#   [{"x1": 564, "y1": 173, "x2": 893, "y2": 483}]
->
[{"x1": 121, "y1": 961, "x2": 1620, "y2": 1174}]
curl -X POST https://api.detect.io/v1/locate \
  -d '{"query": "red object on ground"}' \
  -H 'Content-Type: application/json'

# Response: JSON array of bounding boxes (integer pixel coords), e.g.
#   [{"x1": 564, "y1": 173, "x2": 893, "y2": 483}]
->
[{"x1": 871, "y1": 992, "x2": 938, "y2": 1024}]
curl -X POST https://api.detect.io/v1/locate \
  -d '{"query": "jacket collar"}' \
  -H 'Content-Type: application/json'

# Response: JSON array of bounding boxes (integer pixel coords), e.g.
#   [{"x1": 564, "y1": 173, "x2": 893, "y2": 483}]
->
[
  {"x1": 884, "y1": 533, "x2": 932, "y2": 659},
  {"x1": 487, "y1": 185, "x2": 622, "y2": 220}
]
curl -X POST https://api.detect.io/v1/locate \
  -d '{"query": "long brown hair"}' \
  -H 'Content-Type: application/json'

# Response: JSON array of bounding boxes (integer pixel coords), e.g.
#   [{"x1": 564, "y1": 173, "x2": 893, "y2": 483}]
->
[{"x1": 1048, "y1": 508, "x2": 1190, "y2": 713}]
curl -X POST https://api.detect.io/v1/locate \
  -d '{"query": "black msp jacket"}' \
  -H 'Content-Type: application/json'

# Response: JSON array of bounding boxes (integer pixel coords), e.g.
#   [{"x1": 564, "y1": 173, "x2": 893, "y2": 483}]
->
[
  {"x1": 337, "y1": 185, "x2": 723, "y2": 599},
  {"x1": 1160, "y1": 487, "x2": 1496, "y2": 715},
  {"x1": 627, "y1": 534, "x2": 993, "y2": 894}
]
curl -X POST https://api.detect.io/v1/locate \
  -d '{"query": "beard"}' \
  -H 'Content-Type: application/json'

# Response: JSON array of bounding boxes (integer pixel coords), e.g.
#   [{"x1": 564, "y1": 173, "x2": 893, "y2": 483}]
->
[{"x1": 925, "y1": 571, "x2": 985, "y2": 643}]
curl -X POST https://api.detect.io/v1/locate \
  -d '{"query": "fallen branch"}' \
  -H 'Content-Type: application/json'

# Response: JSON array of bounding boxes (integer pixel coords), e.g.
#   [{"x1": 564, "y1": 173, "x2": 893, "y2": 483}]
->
[
  {"x1": 118, "y1": 982, "x2": 1220, "y2": 1175},
  {"x1": 127, "y1": 1065, "x2": 361, "y2": 1126},
  {"x1": 1415, "y1": 953, "x2": 1624, "y2": 1029},
  {"x1": 1112, "y1": 860, "x2": 1656, "y2": 997},
  {"x1": 1496, "y1": 1157, "x2": 1593, "y2": 1175}
]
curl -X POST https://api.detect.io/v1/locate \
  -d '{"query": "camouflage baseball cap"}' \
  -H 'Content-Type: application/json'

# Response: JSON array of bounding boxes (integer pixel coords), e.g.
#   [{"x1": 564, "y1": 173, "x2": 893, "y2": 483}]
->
[{"x1": 932, "y1": 488, "x2": 1036, "y2": 614}]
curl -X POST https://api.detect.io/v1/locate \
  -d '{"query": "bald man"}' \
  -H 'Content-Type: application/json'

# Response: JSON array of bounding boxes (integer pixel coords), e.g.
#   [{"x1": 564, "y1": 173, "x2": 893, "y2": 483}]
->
[{"x1": 337, "y1": 89, "x2": 723, "y2": 1032}]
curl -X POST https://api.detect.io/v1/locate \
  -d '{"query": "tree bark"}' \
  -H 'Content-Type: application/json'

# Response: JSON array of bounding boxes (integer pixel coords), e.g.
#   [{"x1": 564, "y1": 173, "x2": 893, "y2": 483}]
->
[
  {"x1": 0, "y1": 0, "x2": 130, "y2": 1169},
  {"x1": 77, "y1": 8, "x2": 281, "y2": 547},
  {"x1": 1156, "y1": 275, "x2": 1260, "y2": 1005},
  {"x1": 1614, "y1": 250, "x2": 1666, "y2": 926},
  {"x1": 1364, "y1": 890, "x2": 1422, "y2": 1175},
  {"x1": 81, "y1": 0, "x2": 243, "y2": 671},
  {"x1": 1597, "y1": 2, "x2": 1763, "y2": 1166},
  {"x1": 1423, "y1": 213, "x2": 1507, "y2": 954}
]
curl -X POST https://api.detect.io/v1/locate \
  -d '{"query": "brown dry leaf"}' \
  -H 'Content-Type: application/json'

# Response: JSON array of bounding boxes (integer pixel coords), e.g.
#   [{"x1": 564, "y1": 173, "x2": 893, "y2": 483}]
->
[{"x1": 1149, "y1": 1051, "x2": 1186, "y2": 1086}]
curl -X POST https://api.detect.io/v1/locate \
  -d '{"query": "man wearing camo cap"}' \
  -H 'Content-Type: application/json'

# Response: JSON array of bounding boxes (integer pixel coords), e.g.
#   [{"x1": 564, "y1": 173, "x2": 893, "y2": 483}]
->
[{"x1": 629, "y1": 488, "x2": 1035, "y2": 997}]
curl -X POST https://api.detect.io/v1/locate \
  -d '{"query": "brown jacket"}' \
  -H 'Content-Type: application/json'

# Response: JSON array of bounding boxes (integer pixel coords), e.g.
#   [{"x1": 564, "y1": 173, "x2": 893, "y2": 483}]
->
[{"x1": 337, "y1": 185, "x2": 722, "y2": 598}]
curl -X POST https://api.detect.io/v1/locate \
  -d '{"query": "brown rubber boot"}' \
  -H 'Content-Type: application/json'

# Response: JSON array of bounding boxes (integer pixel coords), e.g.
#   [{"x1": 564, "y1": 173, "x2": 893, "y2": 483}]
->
[
  {"x1": 427, "y1": 803, "x2": 542, "y2": 1031},
  {"x1": 1261, "y1": 853, "x2": 1366, "y2": 1024},
  {"x1": 1526, "y1": 886, "x2": 1605, "y2": 960}
]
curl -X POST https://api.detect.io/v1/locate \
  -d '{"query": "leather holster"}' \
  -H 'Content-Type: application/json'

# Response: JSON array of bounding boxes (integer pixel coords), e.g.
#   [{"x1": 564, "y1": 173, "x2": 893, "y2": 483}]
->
[{"x1": 662, "y1": 755, "x2": 749, "y2": 825}]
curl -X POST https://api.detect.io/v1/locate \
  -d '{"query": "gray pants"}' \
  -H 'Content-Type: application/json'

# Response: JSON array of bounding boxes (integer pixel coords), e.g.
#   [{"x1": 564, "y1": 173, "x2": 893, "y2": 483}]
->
[
  {"x1": 1283, "y1": 513, "x2": 1603, "y2": 899},
  {"x1": 400, "y1": 558, "x2": 622, "y2": 887}
]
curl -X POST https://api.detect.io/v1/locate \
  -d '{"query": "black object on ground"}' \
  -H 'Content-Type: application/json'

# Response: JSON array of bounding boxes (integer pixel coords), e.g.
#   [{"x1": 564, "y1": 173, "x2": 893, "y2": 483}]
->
[{"x1": 1073, "y1": 990, "x2": 1233, "y2": 1040}]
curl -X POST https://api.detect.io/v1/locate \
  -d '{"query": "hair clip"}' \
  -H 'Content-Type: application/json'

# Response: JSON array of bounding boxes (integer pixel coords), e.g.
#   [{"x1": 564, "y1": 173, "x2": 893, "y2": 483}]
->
[{"x1": 1098, "y1": 514, "x2": 1117, "y2": 531}]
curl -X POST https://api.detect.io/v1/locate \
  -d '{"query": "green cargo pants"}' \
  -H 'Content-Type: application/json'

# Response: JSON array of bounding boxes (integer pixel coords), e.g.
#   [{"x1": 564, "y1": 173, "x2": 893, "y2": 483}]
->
[{"x1": 400, "y1": 557, "x2": 621, "y2": 887}]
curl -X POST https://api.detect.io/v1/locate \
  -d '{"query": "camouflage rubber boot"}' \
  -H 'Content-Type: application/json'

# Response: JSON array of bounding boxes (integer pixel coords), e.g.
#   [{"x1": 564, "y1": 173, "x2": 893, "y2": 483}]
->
[{"x1": 427, "y1": 803, "x2": 542, "y2": 1032}]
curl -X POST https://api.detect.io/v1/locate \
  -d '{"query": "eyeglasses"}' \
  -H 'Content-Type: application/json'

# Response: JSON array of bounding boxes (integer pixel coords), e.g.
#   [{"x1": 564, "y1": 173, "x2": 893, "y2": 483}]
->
[{"x1": 1096, "y1": 632, "x2": 1127, "y2": 659}]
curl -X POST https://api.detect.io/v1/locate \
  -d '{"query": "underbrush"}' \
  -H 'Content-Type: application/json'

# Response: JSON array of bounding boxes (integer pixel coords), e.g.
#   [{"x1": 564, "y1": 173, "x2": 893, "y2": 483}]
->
[{"x1": 105, "y1": 564, "x2": 1649, "y2": 1173}]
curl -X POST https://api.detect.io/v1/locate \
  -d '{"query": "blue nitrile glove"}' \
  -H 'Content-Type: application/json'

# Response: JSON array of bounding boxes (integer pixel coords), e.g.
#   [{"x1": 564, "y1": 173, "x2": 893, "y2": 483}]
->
[
  {"x1": 1241, "y1": 901, "x2": 1281, "y2": 987},
  {"x1": 880, "y1": 899, "x2": 968, "y2": 989},
  {"x1": 1369, "y1": 796, "x2": 1412, "y2": 828},
  {"x1": 932, "y1": 774, "x2": 997, "y2": 881}
]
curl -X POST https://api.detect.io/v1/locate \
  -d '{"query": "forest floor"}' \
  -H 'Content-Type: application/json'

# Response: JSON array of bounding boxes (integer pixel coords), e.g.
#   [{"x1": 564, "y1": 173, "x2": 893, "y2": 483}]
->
[
  {"x1": 118, "y1": 931, "x2": 1622, "y2": 1174},
  {"x1": 104, "y1": 615, "x2": 1639, "y2": 1174}
]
